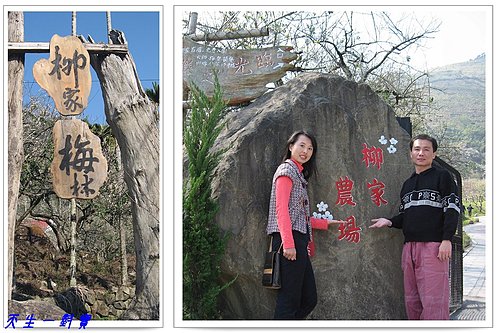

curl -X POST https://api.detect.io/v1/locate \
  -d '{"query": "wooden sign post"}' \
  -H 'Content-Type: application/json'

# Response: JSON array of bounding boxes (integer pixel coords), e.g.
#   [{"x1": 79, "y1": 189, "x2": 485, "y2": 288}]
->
[
  {"x1": 33, "y1": 34, "x2": 92, "y2": 116},
  {"x1": 183, "y1": 37, "x2": 297, "y2": 105},
  {"x1": 31, "y1": 29, "x2": 109, "y2": 288},
  {"x1": 32, "y1": 34, "x2": 108, "y2": 200},
  {"x1": 51, "y1": 118, "x2": 108, "y2": 200}
]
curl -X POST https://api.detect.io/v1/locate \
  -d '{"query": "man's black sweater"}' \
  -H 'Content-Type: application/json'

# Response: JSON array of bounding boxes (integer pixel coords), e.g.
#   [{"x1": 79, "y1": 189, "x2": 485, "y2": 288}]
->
[{"x1": 390, "y1": 166, "x2": 460, "y2": 243}]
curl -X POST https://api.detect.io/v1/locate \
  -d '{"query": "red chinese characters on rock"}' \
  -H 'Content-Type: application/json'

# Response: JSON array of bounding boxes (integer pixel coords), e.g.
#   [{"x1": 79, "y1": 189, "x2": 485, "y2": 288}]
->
[
  {"x1": 332, "y1": 142, "x2": 394, "y2": 244},
  {"x1": 362, "y1": 143, "x2": 384, "y2": 169},
  {"x1": 335, "y1": 176, "x2": 357, "y2": 207},
  {"x1": 338, "y1": 216, "x2": 361, "y2": 244},
  {"x1": 367, "y1": 178, "x2": 388, "y2": 207}
]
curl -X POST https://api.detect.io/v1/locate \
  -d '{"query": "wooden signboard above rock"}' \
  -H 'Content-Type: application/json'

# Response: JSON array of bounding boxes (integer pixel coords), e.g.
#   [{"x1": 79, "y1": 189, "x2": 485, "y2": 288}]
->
[
  {"x1": 33, "y1": 34, "x2": 91, "y2": 116},
  {"x1": 183, "y1": 37, "x2": 297, "y2": 105},
  {"x1": 51, "y1": 118, "x2": 108, "y2": 200}
]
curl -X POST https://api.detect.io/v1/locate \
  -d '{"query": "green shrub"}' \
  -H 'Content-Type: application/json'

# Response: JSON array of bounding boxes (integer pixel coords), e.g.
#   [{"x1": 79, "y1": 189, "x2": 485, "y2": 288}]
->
[
  {"x1": 183, "y1": 75, "x2": 233, "y2": 319},
  {"x1": 463, "y1": 232, "x2": 471, "y2": 249}
]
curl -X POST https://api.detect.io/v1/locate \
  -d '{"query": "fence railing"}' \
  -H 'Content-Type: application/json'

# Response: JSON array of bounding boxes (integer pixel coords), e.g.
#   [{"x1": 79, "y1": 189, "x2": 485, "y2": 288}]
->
[{"x1": 434, "y1": 157, "x2": 464, "y2": 313}]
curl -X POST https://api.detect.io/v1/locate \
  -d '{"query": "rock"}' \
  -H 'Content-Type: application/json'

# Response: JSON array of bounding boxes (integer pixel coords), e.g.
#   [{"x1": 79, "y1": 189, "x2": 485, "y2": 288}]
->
[
  {"x1": 40, "y1": 280, "x2": 48, "y2": 289},
  {"x1": 120, "y1": 285, "x2": 133, "y2": 297},
  {"x1": 113, "y1": 300, "x2": 128, "y2": 310},
  {"x1": 104, "y1": 292, "x2": 116, "y2": 305},
  {"x1": 84, "y1": 289, "x2": 96, "y2": 305},
  {"x1": 8, "y1": 299, "x2": 66, "y2": 321},
  {"x1": 54, "y1": 287, "x2": 87, "y2": 318},
  {"x1": 95, "y1": 289, "x2": 106, "y2": 301},
  {"x1": 211, "y1": 72, "x2": 412, "y2": 319},
  {"x1": 95, "y1": 300, "x2": 110, "y2": 317},
  {"x1": 115, "y1": 286, "x2": 134, "y2": 302}
]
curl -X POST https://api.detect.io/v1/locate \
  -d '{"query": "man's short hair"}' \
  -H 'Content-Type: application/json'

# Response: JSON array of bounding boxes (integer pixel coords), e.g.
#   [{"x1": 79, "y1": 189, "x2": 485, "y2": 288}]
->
[{"x1": 410, "y1": 134, "x2": 438, "y2": 152}]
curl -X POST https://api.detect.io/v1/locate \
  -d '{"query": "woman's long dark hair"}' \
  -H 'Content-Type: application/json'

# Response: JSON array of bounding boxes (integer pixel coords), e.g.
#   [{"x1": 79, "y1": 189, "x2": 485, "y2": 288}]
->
[{"x1": 281, "y1": 130, "x2": 318, "y2": 180}]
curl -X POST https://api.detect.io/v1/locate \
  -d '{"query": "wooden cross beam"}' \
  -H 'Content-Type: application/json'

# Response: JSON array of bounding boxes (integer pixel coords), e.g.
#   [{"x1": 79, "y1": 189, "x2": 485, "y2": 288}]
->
[
  {"x1": 185, "y1": 27, "x2": 270, "y2": 42},
  {"x1": 185, "y1": 12, "x2": 269, "y2": 42},
  {"x1": 7, "y1": 41, "x2": 128, "y2": 54}
]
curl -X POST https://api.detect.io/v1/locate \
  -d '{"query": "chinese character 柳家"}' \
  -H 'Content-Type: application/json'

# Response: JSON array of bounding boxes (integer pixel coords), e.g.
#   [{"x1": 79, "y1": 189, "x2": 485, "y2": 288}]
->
[
  {"x1": 49, "y1": 46, "x2": 87, "y2": 89},
  {"x1": 367, "y1": 178, "x2": 388, "y2": 207},
  {"x1": 362, "y1": 143, "x2": 384, "y2": 169}
]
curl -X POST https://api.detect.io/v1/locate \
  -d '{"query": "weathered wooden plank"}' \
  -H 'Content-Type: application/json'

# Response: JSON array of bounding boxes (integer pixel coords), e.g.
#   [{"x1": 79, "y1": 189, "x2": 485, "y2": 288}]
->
[
  {"x1": 8, "y1": 10, "x2": 25, "y2": 303},
  {"x1": 8, "y1": 41, "x2": 128, "y2": 54},
  {"x1": 186, "y1": 27, "x2": 269, "y2": 42},
  {"x1": 51, "y1": 118, "x2": 108, "y2": 200},
  {"x1": 33, "y1": 35, "x2": 92, "y2": 116},
  {"x1": 183, "y1": 37, "x2": 297, "y2": 105}
]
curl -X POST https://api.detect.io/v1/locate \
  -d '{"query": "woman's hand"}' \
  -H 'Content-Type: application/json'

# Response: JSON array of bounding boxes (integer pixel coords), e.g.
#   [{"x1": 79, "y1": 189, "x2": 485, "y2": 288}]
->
[
  {"x1": 327, "y1": 219, "x2": 344, "y2": 227},
  {"x1": 283, "y1": 247, "x2": 297, "y2": 261}
]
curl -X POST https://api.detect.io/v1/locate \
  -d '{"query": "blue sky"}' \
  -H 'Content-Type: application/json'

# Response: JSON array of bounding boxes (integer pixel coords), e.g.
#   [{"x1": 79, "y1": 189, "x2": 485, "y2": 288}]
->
[{"x1": 22, "y1": 10, "x2": 160, "y2": 124}]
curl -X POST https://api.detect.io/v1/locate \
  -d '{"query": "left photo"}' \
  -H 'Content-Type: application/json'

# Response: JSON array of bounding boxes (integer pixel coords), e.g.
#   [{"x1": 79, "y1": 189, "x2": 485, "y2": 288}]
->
[{"x1": 5, "y1": 8, "x2": 161, "y2": 328}]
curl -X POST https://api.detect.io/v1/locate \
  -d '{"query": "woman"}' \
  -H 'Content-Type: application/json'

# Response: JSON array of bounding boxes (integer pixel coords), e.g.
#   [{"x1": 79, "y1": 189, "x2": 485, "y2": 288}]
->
[{"x1": 266, "y1": 130, "x2": 341, "y2": 319}]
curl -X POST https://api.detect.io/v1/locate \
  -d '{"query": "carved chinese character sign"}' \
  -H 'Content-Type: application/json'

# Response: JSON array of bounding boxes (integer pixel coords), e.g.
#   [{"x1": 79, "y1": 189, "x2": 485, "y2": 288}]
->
[
  {"x1": 33, "y1": 34, "x2": 91, "y2": 116},
  {"x1": 51, "y1": 119, "x2": 107, "y2": 199},
  {"x1": 183, "y1": 37, "x2": 297, "y2": 105}
]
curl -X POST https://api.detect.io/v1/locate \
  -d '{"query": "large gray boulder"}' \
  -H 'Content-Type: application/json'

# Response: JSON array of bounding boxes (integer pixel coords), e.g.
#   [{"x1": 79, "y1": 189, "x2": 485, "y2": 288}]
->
[{"x1": 212, "y1": 72, "x2": 412, "y2": 319}]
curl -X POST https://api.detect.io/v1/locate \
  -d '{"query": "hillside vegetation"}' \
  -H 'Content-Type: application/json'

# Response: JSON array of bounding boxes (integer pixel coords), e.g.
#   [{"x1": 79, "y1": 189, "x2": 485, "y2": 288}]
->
[{"x1": 427, "y1": 54, "x2": 486, "y2": 179}]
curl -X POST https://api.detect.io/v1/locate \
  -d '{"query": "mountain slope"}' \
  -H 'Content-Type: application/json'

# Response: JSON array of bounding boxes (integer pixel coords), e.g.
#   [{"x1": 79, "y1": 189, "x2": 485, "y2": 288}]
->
[{"x1": 426, "y1": 54, "x2": 486, "y2": 178}]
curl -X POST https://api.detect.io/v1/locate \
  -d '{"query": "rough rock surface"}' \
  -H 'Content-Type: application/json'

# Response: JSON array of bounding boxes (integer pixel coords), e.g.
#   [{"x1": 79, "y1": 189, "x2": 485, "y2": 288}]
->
[
  {"x1": 212, "y1": 72, "x2": 413, "y2": 319},
  {"x1": 8, "y1": 299, "x2": 66, "y2": 321}
]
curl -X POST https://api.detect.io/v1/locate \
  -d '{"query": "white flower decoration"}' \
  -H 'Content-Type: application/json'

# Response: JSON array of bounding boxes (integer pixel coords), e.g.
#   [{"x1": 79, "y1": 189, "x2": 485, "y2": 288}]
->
[
  {"x1": 323, "y1": 211, "x2": 334, "y2": 220},
  {"x1": 317, "y1": 201, "x2": 328, "y2": 212},
  {"x1": 389, "y1": 137, "x2": 398, "y2": 145},
  {"x1": 313, "y1": 212, "x2": 320, "y2": 218},
  {"x1": 378, "y1": 135, "x2": 388, "y2": 145},
  {"x1": 387, "y1": 145, "x2": 397, "y2": 154}
]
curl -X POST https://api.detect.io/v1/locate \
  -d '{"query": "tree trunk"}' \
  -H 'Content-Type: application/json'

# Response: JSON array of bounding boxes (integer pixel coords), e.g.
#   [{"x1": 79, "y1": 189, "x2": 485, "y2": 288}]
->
[
  {"x1": 116, "y1": 144, "x2": 129, "y2": 286},
  {"x1": 90, "y1": 36, "x2": 159, "y2": 320},
  {"x1": 69, "y1": 199, "x2": 77, "y2": 287},
  {"x1": 119, "y1": 215, "x2": 129, "y2": 286},
  {"x1": 8, "y1": 11, "x2": 25, "y2": 302}
]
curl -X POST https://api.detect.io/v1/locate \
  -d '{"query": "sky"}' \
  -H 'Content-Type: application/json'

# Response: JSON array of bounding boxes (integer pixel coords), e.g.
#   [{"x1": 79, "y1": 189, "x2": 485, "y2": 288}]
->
[
  {"x1": 407, "y1": 7, "x2": 490, "y2": 69},
  {"x1": 177, "y1": 6, "x2": 490, "y2": 71},
  {"x1": 20, "y1": 9, "x2": 160, "y2": 124},
  {"x1": 9, "y1": 6, "x2": 490, "y2": 125}
]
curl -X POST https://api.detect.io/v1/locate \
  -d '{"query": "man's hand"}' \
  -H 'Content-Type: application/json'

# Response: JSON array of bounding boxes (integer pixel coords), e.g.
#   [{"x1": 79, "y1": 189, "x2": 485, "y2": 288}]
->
[
  {"x1": 369, "y1": 218, "x2": 392, "y2": 228},
  {"x1": 438, "y1": 240, "x2": 452, "y2": 261}
]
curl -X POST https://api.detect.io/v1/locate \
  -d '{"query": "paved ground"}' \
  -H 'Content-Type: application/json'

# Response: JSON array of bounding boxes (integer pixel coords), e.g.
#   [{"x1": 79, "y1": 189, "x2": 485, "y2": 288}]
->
[{"x1": 450, "y1": 217, "x2": 486, "y2": 320}]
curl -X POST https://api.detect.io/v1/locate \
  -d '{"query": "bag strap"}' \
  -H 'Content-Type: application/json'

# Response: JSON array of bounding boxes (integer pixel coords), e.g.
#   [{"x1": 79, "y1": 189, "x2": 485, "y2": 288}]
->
[{"x1": 269, "y1": 236, "x2": 283, "y2": 253}]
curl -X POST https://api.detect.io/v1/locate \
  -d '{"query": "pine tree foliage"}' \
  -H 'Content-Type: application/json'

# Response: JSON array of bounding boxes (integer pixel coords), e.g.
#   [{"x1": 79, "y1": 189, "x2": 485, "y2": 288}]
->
[
  {"x1": 145, "y1": 82, "x2": 159, "y2": 104},
  {"x1": 183, "y1": 75, "x2": 234, "y2": 319}
]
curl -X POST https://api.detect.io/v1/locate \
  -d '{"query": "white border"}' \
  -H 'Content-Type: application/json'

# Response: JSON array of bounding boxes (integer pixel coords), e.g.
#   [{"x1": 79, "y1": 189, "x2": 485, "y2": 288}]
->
[
  {"x1": 3, "y1": 3, "x2": 164, "y2": 329},
  {"x1": 173, "y1": 3, "x2": 495, "y2": 330}
]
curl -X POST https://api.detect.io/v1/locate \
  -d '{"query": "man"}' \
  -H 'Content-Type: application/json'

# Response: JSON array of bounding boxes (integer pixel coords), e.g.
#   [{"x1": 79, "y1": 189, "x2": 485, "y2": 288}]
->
[{"x1": 370, "y1": 134, "x2": 460, "y2": 320}]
